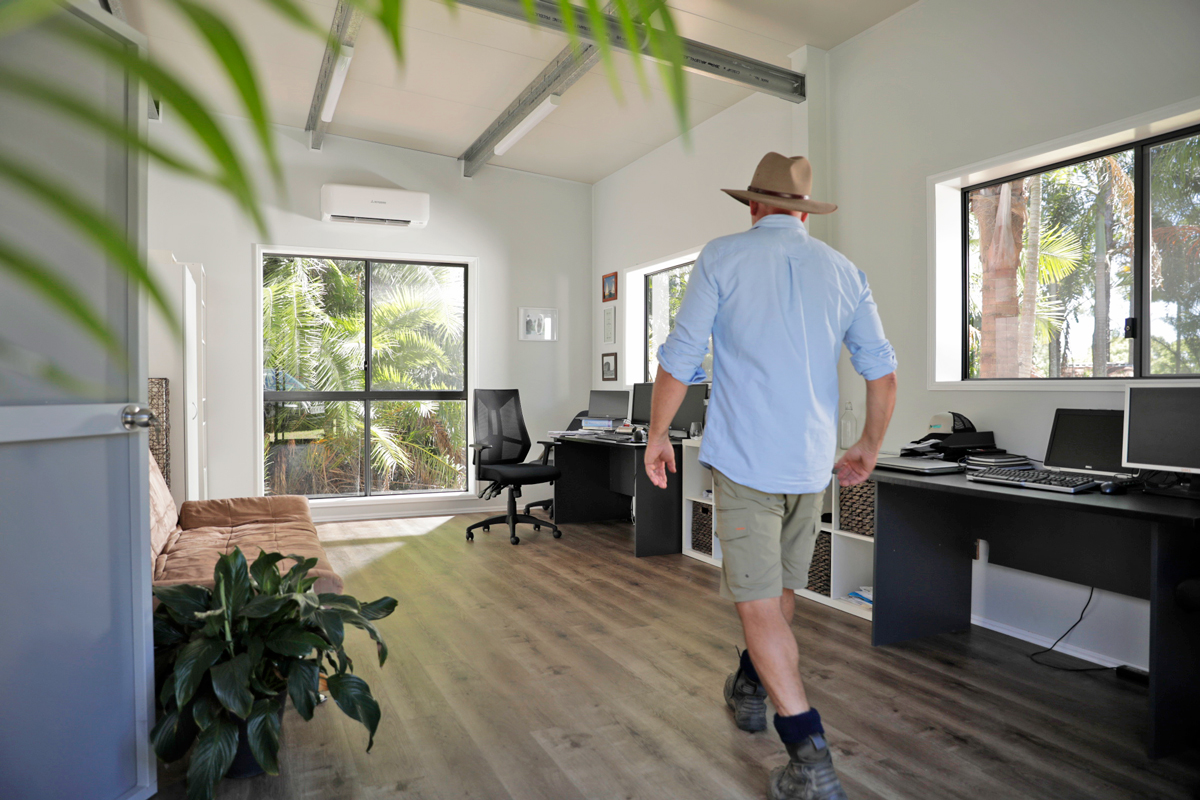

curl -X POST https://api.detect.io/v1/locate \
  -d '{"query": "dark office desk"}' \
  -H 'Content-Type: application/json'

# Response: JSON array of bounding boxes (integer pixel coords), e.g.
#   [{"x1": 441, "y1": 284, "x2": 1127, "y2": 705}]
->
[
  {"x1": 551, "y1": 435, "x2": 682, "y2": 557},
  {"x1": 870, "y1": 470, "x2": 1200, "y2": 758}
]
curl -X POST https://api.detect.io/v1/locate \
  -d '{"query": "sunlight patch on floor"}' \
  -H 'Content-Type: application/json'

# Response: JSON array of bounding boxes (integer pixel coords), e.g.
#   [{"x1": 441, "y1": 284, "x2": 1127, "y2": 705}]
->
[{"x1": 316, "y1": 516, "x2": 455, "y2": 576}]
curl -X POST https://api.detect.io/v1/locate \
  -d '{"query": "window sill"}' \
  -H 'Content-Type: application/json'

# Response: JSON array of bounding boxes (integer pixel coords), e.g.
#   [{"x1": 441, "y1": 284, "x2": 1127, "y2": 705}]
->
[
  {"x1": 929, "y1": 378, "x2": 1197, "y2": 392},
  {"x1": 309, "y1": 491, "x2": 476, "y2": 507}
]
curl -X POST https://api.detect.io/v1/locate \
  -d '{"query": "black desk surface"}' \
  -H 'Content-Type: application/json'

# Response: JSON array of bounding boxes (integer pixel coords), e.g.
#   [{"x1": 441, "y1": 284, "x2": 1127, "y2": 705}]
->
[{"x1": 871, "y1": 469, "x2": 1200, "y2": 528}]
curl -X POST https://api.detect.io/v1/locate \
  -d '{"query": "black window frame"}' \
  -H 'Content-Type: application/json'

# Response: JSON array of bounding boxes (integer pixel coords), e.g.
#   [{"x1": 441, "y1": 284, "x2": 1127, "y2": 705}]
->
[
  {"x1": 262, "y1": 254, "x2": 469, "y2": 497},
  {"x1": 961, "y1": 121, "x2": 1200, "y2": 381},
  {"x1": 644, "y1": 260, "x2": 696, "y2": 382}
]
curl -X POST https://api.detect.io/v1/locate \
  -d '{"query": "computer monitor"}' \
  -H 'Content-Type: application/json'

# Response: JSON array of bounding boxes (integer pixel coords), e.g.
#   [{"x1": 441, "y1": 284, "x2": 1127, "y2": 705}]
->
[
  {"x1": 671, "y1": 383, "x2": 708, "y2": 432},
  {"x1": 630, "y1": 382, "x2": 653, "y2": 426},
  {"x1": 1043, "y1": 409, "x2": 1125, "y2": 475},
  {"x1": 589, "y1": 390, "x2": 629, "y2": 420},
  {"x1": 1124, "y1": 385, "x2": 1200, "y2": 497}
]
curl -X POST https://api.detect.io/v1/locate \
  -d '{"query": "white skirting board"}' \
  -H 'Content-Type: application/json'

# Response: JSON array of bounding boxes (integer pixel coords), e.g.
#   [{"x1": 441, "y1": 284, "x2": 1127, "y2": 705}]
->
[{"x1": 969, "y1": 614, "x2": 1129, "y2": 670}]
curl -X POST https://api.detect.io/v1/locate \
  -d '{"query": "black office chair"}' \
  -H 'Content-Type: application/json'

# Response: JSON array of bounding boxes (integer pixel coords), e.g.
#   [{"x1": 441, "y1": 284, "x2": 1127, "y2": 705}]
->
[
  {"x1": 467, "y1": 389, "x2": 562, "y2": 545},
  {"x1": 523, "y1": 408, "x2": 587, "y2": 520}
]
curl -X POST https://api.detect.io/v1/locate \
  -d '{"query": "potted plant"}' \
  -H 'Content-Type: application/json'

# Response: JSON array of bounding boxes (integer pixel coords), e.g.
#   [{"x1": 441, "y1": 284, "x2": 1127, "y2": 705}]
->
[{"x1": 150, "y1": 547, "x2": 396, "y2": 800}]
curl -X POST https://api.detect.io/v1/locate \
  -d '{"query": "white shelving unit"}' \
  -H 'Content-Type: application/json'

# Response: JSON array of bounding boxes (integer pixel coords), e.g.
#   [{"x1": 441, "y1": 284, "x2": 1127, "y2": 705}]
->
[{"x1": 679, "y1": 442, "x2": 874, "y2": 621}]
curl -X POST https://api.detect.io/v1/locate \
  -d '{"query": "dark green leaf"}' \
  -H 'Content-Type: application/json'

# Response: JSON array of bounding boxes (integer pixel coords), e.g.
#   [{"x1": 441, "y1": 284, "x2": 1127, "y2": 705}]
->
[
  {"x1": 247, "y1": 635, "x2": 264, "y2": 664},
  {"x1": 210, "y1": 653, "x2": 254, "y2": 719},
  {"x1": 186, "y1": 715, "x2": 238, "y2": 800},
  {"x1": 249, "y1": 551, "x2": 286, "y2": 593},
  {"x1": 159, "y1": 672, "x2": 178, "y2": 709},
  {"x1": 246, "y1": 697, "x2": 282, "y2": 775},
  {"x1": 241, "y1": 594, "x2": 289, "y2": 619},
  {"x1": 358, "y1": 596, "x2": 397, "y2": 621},
  {"x1": 315, "y1": 608, "x2": 344, "y2": 647},
  {"x1": 169, "y1": 0, "x2": 283, "y2": 191},
  {"x1": 213, "y1": 548, "x2": 252, "y2": 616},
  {"x1": 150, "y1": 705, "x2": 198, "y2": 763},
  {"x1": 281, "y1": 555, "x2": 318, "y2": 592},
  {"x1": 154, "y1": 584, "x2": 214, "y2": 624},
  {"x1": 344, "y1": 612, "x2": 389, "y2": 667},
  {"x1": 192, "y1": 691, "x2": 221, "y2": 731},
  {"x1": 287, "y1": 658, "x2": 321, "y2": 721},
  {"x1": 265, "y1": 625, "x2": 327, "y2": 657},
  {"x1": 298, "y1": 575, "x2": 319, "y2": 593},
  {"x1": 174, "y1": 638, "x2": 227, "y2": 708},
  {"x1": 326, "y1": 673, "x2": 382, "y2": 751},
  {"x1": 318, "y1": 593, "x2": 360, "y2": 612},
  {"x1": 154, "y1": 613, "x2": 188, "y2": 648}
]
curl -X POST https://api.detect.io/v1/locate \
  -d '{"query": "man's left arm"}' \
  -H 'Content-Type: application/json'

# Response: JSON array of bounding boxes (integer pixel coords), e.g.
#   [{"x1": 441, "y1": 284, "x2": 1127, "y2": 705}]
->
[{"x1": 645, "y1": 250, "x2": 720, "y2": 489}]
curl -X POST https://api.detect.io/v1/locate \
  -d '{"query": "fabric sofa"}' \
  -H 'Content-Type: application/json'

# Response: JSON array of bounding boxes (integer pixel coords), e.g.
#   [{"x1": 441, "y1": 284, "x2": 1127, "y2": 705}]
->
[{"x1": 149, "y1": 453, "x2": 343, "y2": 594}]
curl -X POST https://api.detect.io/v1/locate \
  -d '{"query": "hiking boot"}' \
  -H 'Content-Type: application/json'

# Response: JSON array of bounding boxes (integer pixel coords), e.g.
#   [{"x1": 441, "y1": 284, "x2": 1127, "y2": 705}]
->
[
  {"x1": 724, "y1": 668, "x2": 767, "y2": 732},
  {"x1": 768, "y1": 734, "x2": 848, "y2": 800}
]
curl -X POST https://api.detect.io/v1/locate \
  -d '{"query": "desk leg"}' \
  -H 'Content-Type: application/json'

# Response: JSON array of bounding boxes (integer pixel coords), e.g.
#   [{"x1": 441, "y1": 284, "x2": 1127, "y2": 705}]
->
[
  {"x1": 1148, "y1": 522, "x2": 1200, "y2": 758},
  {"x1": 632, "y1": 443, "x2": 682, "y2": 557},
  {"x1": 872, "y1": 483, "x2": 974, "y2": 647},
  {"x1": 552, "y1": 442, "x2": 630, "y2": 524}
]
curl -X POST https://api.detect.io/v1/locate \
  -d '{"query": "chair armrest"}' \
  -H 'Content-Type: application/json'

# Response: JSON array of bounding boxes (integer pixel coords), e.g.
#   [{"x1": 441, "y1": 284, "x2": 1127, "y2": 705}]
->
[
  {"x1": 469, "y1": 442, "x2": 489, "y2": 467},
  {"x1": 535, "y1": 440, "x2": 556, "y2": 465}
]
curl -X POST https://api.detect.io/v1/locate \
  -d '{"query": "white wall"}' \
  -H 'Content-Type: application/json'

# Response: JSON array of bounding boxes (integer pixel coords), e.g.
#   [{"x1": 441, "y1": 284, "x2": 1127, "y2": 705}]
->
[
  {"x1": 591, "y1": 92, "x2": 796, "y2": 387},
  {"x1": 826, "y1": 0, "x2": 1200, "y2": 667},
  {"x1": 148, "y1": 115, "x2": 592, "y2": 517}
]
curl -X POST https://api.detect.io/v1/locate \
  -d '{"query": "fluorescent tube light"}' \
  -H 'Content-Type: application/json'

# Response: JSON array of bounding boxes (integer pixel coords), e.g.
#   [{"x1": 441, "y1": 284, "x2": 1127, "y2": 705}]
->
[
  {"x1": 493, "y1": 94, "x2": 561, "y2": 156},
  {"x1": 319, "y1": 46, "x2": 355, "y2": 123}
]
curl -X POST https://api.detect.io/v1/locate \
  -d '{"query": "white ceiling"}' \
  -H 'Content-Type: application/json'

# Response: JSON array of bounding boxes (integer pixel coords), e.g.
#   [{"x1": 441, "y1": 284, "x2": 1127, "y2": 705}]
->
[{"x1": 124, "y1": 0, "x2": 916, "y2": 183}]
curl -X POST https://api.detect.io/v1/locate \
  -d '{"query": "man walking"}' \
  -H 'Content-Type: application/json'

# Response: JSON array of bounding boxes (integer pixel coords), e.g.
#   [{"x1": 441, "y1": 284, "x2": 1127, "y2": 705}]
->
[{"x1": 645, "y1": 153, "x2": 897, "y2": 800}]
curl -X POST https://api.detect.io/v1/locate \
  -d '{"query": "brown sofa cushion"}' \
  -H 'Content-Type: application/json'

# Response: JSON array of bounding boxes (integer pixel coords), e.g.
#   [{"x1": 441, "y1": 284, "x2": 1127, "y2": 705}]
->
[
  {"x1": 154, "y1": 495, "x2": 343, "y2": 596},
  {"x1": 148, "y1": 452, "x2": 180, "y2": 561}
]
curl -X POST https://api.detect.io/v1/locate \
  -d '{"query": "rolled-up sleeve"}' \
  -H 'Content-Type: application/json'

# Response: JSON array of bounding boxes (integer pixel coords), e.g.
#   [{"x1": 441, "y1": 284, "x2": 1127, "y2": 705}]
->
[
  {"x1": 656, "y1": 246, "x2": 719, "y2": 385},
  {"x1": 844, "y1": 273, "x2": 897, "y2": 381}
]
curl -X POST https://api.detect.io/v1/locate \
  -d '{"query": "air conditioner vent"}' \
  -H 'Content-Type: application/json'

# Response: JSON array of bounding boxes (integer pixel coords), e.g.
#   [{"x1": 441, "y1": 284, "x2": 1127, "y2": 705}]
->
[{"x1": 328, "y1": 214, "x2": 411, "y2": 227}]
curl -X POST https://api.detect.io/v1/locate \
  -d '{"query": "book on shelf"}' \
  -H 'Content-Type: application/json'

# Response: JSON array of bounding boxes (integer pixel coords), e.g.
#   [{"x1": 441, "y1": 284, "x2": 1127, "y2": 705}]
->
[{"x1": 842, "y1": 586, "x2": 873, "y2": 606}]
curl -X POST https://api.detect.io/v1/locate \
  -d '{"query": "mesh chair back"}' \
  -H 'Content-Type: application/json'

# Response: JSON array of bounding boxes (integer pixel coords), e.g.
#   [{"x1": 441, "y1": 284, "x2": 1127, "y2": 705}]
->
[
  {"x1": 474, "y1": 389, "x2": 531, "y2": 466},
  {"x1": 566, "y1": 409, "x2": 589, "y2": 432}
]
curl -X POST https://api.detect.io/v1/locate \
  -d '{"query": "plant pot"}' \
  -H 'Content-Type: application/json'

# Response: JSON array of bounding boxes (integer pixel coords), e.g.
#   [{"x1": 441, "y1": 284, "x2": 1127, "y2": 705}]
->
[{"x1": 226, "y1": 700, "x2": 286, "y2": 779}]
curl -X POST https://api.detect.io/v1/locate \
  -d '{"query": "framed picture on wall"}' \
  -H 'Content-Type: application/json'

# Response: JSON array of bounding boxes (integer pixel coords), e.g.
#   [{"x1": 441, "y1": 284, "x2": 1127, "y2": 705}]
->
[
  {"x1": 603, "y1": 306, "x2": 616, "y2": 344},
  {"x1": 518, "y1": 307, "x2": 558, "y2": 341},
  {"x1": 601, "y1": 352, "x2": 618, "y2": 381},
  {"x1": 602, "y1": 271, "x2": 618, "y2": 302}
]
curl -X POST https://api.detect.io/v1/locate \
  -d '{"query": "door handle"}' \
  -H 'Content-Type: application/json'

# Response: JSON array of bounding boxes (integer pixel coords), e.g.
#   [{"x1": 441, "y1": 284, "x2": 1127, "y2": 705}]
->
[{"x1": 121, "y1": 404, "x2": 158, "y2": 430}]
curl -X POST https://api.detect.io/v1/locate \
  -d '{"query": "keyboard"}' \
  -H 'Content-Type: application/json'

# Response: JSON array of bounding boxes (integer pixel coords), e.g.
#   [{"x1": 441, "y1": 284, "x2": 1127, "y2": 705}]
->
[
  {"x1": 967, "y1": 467, "x2": 1100, "y2": 493},
  {"x1": 595, "y1": 433, "x2": 632, "y2": 442}
]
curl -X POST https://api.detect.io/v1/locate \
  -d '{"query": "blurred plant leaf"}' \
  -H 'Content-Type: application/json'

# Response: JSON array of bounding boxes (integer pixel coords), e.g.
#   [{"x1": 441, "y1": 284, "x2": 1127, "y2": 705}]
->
[{"x1": 0, "y1": 0, "x2": 57, "y2": 37}]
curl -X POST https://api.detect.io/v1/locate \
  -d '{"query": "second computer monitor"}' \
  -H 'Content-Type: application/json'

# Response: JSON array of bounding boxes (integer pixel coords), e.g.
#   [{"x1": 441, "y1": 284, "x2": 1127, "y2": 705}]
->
[
  {"x1": 629, "y1": 381, "x2": 707, "y2": 430},
  {"x1": 588, "y1": 390, "x2": 629, "y2": 420}
]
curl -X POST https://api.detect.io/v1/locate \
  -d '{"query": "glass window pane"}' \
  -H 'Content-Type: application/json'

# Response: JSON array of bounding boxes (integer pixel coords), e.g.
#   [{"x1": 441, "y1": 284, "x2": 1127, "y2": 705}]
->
[
  {"x1": 646, "y1": 263, "x2": 711, "y2": 382},
  {"x1": 370, "y1": 400, "x2": 467, "y2": 493},
  {"x1": 967, "y1": 151, "x2": 1134, "y2": 378},
  {"x1": 1149, "y1": 132, "x2": 1200, "y2": 375},
  {"x1": 264, "y1": 400, "x2": 364, "y2": 497},
  {"x1": 371, "y1": 263, "x2": 465, "y2": 391},
  {"x1": 262, "y1": 257, "x2": 365, "y2": 392}
]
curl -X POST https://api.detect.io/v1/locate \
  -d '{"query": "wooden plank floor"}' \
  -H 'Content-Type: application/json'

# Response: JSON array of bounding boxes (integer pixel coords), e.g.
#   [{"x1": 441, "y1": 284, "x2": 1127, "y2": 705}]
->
[{"x1": 155, "y1": 513, "x2": 1200, "y2": 800}]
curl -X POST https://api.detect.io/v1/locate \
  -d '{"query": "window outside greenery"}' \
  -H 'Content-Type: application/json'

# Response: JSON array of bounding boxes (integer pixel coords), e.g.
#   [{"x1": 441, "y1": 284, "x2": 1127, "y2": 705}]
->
[
  {"x1": 645, "y1": 262, "x2": 712, "y2": 382},
  {"x1": 965, "y1": 127, "x2": 1200, "y2": 379},
  {"x1": 262, "y1": 256, "x2": 467, "y2": 497}
]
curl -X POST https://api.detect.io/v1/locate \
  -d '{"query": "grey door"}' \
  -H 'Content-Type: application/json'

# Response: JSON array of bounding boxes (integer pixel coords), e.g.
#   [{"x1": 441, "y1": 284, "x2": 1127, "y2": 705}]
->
[{"x1": 0, "y1": 5, "x2": 155, "y2": 799}]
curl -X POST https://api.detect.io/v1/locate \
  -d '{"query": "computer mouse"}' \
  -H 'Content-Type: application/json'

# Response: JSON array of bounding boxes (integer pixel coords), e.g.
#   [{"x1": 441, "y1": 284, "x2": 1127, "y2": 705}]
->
[
  {"x1": 1100, "y1": 482, "x2": 1126, "y2": 495},
  {"x1": 631, "y1": 429, "x2": 646, "y2": 444}
]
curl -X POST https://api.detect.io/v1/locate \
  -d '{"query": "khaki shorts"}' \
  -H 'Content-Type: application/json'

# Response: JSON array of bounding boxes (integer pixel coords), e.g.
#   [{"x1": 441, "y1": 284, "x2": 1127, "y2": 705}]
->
[{"x1": 713, "y1": 470, "x2": 826, "y2": 603}]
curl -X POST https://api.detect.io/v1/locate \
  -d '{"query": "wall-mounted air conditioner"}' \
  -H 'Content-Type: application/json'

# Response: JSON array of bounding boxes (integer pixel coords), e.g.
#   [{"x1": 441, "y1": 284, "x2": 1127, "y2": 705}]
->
[{"x1": 320, "y1": 184, "x2": 430, "y2": 228}]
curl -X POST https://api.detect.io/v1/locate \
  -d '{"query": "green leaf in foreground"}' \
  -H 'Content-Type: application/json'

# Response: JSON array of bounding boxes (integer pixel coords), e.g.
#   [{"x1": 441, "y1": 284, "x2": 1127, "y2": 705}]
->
[
  {"x1": 210, "y1": 653, "x2": 255, "y2": 719},
  {"x1": 246, "y1": 696, "x2": 283, "y2": 775},
  {"x1": 326, "y1": 673, "x2": 382, "y2": 751},
  {"x1": 174, "y1": 637, "x2": 226, "y2": 708},
  {"x1": 287, "y1": 658, "x2": 321, "y2": 721},
  {"x1": 186, "y1": 715, "x2": 239, "y2": 800},
  {"x1": 150, "y1": 704, "x2": 198, "y2": 763}
]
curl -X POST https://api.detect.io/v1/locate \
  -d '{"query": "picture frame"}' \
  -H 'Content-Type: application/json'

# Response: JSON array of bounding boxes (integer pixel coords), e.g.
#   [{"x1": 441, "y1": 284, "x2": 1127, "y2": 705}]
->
[
  {"x1": 603, "y1": 306, "x2": 616, "y2": 345},
  {"x1": 518, "y1": 307, "x2": 558, "y2": 341},
  {"x1": 601, "y1": 352, "x2": 618, "y2": 381},
  {"x1": 601, "y1": 271, "x2": 618, "y2": 302}
]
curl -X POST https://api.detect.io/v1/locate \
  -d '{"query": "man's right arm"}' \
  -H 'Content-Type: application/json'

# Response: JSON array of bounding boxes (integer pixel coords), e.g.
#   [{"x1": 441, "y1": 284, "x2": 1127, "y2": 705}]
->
[{"x1": 834, "y1": 372, "x2": 896, "y2": 486}]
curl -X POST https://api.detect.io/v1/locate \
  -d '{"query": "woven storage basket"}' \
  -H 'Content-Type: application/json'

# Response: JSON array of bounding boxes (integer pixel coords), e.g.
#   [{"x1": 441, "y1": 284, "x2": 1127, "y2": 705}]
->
[
  {"x1": 806, "y1": 531, "x2": 831, "y2": 596},
  {"x1": 837, "y1": 480, "x2": 875, "y2": 537},
  {"x1": 690, "y1": 503, "x2": 713, "y2": 556}
]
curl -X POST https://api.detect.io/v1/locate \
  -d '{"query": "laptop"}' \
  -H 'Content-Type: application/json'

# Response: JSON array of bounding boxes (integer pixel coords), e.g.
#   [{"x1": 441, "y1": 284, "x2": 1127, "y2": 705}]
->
[{"x1": 874, "y1": 456, "x2": 964, "y2": 475}]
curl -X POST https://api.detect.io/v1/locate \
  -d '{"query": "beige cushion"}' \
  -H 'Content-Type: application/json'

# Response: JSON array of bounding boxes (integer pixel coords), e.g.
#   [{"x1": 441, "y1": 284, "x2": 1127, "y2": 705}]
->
[
  {"x1": 148, "y1": 452, "x2": 180, "y2": 560},
  {"x1": 154, "y1": 494, "x2": 343, "y2": 595}
]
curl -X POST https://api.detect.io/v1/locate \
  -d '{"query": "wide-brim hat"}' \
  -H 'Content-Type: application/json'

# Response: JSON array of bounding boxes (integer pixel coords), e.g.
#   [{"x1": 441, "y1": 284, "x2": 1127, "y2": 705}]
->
[{"x1": 722, "y1": 152, "x2": 837, "y2": 214}]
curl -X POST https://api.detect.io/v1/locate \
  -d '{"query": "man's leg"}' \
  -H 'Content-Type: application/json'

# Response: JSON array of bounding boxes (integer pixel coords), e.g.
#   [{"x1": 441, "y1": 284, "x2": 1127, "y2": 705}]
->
[
  {"x1": 737, "y1": 596, "x2": 808, "y2": 716},
  {"x1": 780, "y1": 587, "x2": 796, "y2": 624}
]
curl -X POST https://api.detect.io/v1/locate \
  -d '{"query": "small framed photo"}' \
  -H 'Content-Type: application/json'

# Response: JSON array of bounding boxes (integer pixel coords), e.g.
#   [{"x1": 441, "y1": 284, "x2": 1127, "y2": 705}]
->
[
  {"x1": 603, "y1": 306, "x2": 616, "y2": 345},
  {"x1": 602, "y1": 271, "x2": 618, "y2": 302},
  {"x1": 518, "y1": 307, "x2": 558, "y2": 341},
  {"x1": 601, "y1": 352, "x2": 618, "y2": 381}
]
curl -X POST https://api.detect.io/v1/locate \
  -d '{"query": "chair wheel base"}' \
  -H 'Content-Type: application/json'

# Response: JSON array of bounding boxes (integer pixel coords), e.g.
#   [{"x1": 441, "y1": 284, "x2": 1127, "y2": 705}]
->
[
  {"x1": 483, "y1": 526, "x2": 490, "y2": 532},
  {"x1": 510, "y1": 536, "x2": 520, "y2": 545},
  {"x1": 552, "y1": 530, "x2": 562, "y2": 538},
  {"x1": 466, "y1": 532, "x2": 474, "y2": 541}
]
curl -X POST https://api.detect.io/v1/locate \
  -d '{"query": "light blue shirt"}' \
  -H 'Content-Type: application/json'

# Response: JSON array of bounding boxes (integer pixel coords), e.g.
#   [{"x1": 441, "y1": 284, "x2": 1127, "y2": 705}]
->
[{"x1": 657, "y1": 215, "x2": 897, "y2": 494}]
